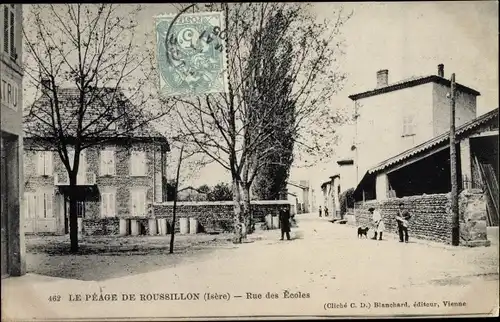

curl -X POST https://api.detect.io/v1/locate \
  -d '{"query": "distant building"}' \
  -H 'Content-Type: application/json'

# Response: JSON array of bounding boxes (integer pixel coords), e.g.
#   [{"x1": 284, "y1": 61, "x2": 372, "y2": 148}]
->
[
  {"x1": 287, "y1": 180, "x2": 311, "y2": 213},
  {"x1": 1, "y1": 4, "x2": 25, "y2": 278}
]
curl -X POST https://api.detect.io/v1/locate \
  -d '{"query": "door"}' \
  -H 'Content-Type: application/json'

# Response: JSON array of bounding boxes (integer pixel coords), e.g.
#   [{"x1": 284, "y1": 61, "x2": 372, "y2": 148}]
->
[{"x1": 1, "y1": 135, "x2": 9, "y2": 277}]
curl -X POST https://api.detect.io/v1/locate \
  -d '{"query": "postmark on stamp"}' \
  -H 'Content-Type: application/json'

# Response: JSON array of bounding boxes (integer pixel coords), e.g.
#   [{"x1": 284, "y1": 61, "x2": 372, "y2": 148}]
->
[{"x1": 155, "y1": 11, "x2": 229, "y2": 97}]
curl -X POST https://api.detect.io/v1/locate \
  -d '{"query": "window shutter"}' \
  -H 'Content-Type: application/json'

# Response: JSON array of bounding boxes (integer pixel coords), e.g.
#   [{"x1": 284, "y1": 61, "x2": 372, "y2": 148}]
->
[
  {"x1": 101, "y1": 193, "x2": 108, "y2": 218},
  {"x1": 109, "y1": 193, "x2": 116, "y2": 217},
  {"x1": 139, "y1": 190, "x2": 146, "y2": 216},
  {"x1": 36, "y1": 192, "x2": 44, "y2": 218},
  {"x1": 130, "y1": 152, "x2": 136, "y2": 176},
  {"x1": 45, "y1": 152, "x2": 53, "y2": 176},
  {"x1": 109, "y1": 151, "x2": 116, "y2": 175},
  {"x1": 80, "y1": 150, "x2": 87, "y2": 173},
  {"x1": 37, "y1": 152, "x2": 44, "y2": 175},
  {"x1": 141, "y1": 152, "x2": 147, "y2": 176},
  {"x1": 29, "y1": 194, "x2": 36, "y2": 219},
  {"x1": 100, "y1": 151, "x2": 106, "y2": 176},
  {"x1": 45, "y1": 192, "x2": 53, "y2": 218}
]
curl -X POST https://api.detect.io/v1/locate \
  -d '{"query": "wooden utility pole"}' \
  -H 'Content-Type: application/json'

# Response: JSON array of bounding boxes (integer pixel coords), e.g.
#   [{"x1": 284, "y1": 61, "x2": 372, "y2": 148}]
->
[
  {"x1": 169, "y1": 145, "x2": 184, "y2": 254},
  {"x1": 450, "y1": 73, "x2": 459, "y2": 246}
]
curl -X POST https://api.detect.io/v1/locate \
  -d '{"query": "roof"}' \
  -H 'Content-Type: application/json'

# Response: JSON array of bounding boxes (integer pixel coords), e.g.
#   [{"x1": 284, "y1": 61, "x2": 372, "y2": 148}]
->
[
  {"x1": 329, "y1": 174, "x2": 340, "y2": 179},
  {"x1": 348, "y1": 75, "x2": 481, "y2": 101},
  {"x1": 367, "y1": 108, "x2": 499, "y2": 175},
  {"x1": 24, "y1": 87, "x2": 169, "y2": 146}
]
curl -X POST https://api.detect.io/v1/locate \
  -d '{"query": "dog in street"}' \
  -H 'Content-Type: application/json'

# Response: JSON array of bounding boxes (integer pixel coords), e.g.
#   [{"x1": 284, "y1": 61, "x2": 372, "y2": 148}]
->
[{"x1": 357, "y1": 227, "x2": 369, "y2": 238}]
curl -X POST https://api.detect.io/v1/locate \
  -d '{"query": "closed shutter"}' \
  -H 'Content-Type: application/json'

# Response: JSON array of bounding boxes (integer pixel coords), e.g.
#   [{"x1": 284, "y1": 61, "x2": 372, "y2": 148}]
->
[
  {"x1": 100, "y1": 151, "x2": 106, "y2": 176},
  {"x1": 36, "y1": 192, "x2": 44, "y2": 218},
  {"x1": 29, "y1": 194, "x2": 37, "y2": 219},
  {"x1": 109, "y1": 192, "x2": 116, "y2": 217},
  {"x1": 109, "y1": 151, "x2": 116, "y2": 175},
  {"x1": 44, "y1": 192, "x2": 53, "y2": 218},
  {"x1": 139, "y1": 190, "x2": 146, "y2": 216},
  {"x1": 24, "y1": 193, "x2": 35, "y2": 219},
  {"x1": 130, "y1": 152, "x2": 137, "y2": 176},
  {"x1": 45, "y1": 152, "x2": 53, "y2": 176},
  {"x1": 141, "y1": 152, "x2": 147, "y2": 176},
  {"x1": 37, "y1": 152, "x2": 44, "y2": 175},
  {"x1": 101, "y1": 193, "x2": 108, "y2": 217}
]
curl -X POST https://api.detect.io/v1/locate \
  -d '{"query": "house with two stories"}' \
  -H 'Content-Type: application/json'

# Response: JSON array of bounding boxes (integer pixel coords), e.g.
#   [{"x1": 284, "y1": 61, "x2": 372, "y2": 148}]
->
[
  {"x1": 327, "y1": 63, "x2": 498, "y2": 245},
  {"x1": 23, "y1": 86, "x2": 170, "y2": 235}
]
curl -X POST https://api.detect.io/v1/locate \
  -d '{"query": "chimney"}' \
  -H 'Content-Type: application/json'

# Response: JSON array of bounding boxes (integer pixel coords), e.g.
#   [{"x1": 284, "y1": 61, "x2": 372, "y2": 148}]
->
[
  {"x1": 376, "y1": 69, "x2": 389, "y2": 88},
  {"x1": 438, "y1": 64, "x2": 444, "y2": 77}
]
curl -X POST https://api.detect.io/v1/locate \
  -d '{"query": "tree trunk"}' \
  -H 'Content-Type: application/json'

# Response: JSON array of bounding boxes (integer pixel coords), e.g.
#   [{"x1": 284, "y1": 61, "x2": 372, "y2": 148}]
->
[
  {"x1": 232, "y1": 176, "x2": 244, "y2": 243},
  {"x1": 68, "y1": 174, "x2": 79, "y2": 253},
  {"x1": 241, "y1": 183, "x2": 253, "y2": 234}
]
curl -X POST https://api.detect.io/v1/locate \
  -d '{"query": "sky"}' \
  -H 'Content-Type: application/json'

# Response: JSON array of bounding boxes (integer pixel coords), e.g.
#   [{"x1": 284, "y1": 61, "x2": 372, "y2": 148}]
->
[{"x1": 22, "y1": 2, "x2": 499, "y2": 190}]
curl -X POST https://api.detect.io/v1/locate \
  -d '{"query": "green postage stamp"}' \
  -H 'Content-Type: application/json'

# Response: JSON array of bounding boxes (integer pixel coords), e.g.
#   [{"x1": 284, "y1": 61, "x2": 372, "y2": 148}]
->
[{"x1": 155, "y1": 11, "x2": 229, "y2": 97}]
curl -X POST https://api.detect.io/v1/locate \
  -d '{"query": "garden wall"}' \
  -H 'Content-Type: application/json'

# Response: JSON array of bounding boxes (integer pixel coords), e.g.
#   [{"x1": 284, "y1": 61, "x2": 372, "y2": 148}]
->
[
  {"x1": 350, "y1": 193, "x2": 451, "y2": 243},
  {"x1": 82, "y1": 200, "x2": 291, "y2": 235},
  {"x1": 347, "y1": 191, "x2": 490, "y2": 246},
  {"x1": 153, "y1": 200, "x2": 291, "y2": 233}
]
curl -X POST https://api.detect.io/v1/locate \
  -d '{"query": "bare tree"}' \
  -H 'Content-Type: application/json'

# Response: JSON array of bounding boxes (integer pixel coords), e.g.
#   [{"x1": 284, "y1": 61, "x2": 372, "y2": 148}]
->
[
  {"x1": 163, "y1": 3, "x2": 351, "y2": 242},
  {"x1": 23, "y1": 4, "x2": 174, "y2": 252}
]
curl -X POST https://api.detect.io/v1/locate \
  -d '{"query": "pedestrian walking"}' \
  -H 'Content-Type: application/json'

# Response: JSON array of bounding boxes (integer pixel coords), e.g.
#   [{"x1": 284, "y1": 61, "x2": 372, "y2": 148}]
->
[
  {"x1": 319, "y1": 206, "x2": 322, "y2": 217},
  {"x1": 369, "y1": 207, "x2": 385, "y2": 240},
  {"x1": 395, "y1": 203, "x2": 411, "y2": 243},
  {"x1": 279, "y1": 207, "x2": 291, "y2": 241},
  {"x1": 324, "y1": 207, "x2": 329, "y2": 217}
]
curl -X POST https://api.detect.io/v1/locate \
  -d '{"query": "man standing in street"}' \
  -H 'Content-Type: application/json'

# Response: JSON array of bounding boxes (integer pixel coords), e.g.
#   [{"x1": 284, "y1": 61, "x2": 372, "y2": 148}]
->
[
  {"x1": 319, "y1": 206, "x2": 322, "y2": 217},
  {"x1": 396, "y1": 202, "x2": 411, "y2": 243},
  {"x1": 279, "y1": 207, "x2": 291, "y2": 241}
]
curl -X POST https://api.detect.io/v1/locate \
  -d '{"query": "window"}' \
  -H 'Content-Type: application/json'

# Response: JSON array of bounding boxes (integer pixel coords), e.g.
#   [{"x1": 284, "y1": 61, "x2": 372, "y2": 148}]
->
[
  {"x1": 101, "y1": 192, "x2": 116, "y2": 217},
  {"x1": 131, "y1": 189, "x2": 146, "y2": 217},
  {"x1": 24, "y1": 192, "x2": 37, "y2": 219},
  {"x1": 402, "y1": 115, "x2": 415, "y2": 136},
  {"x1": 130, "y1": 151, "x2": 147, "y2": 176},
  {"x1": 25, "y1": 191, "x2": 53, "y2": 218},
  {"x1": 3, "y1": 4, "x2": 16, "y2": 59},
  {"x1": 36, "y1": 151, "x2": 53, "y2": 176},
  {"x1": 100, "y1": 150, "x2": 115, "y2": 176}
]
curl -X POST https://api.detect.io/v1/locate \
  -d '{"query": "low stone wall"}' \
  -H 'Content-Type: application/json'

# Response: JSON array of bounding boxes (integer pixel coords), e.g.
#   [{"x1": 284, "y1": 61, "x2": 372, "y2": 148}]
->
[
  {"x1": 82, "y1": 200, "x2": 291, "y2": 235},
  {"x1": 82, "y1": 218, "x2": 121, "y2": 236},
  {"x1": 348, "y1": 191, "x2": 490, "y2": 246},
  {"x1": 153, "y1": 200, "x2": 291, "y2": 234}
]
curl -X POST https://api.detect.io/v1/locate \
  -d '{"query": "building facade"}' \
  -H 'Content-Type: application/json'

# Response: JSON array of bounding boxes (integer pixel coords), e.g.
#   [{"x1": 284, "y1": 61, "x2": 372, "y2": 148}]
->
[
  {"x1": 23, "y1": 137, "x2": 169, "y2": 235},
  {"x1": 349, "y1": 64, "x2": 480, "y2": 185},
  {"x1": 1, "y1": 4, "x2": 25, "y2": 278}
]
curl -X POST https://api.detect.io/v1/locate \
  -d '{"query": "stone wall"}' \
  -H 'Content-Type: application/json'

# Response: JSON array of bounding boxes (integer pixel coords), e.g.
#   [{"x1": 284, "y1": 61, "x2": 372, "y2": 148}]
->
[
  {"x1": 153, "y1": 201, "x2": 291, "y2": 234},
  {"x1": 350, "y1": 193, "x2": 453, "y2": 244},
  {"x1": 81, "y1": 200, "x2": 291, "y2": 235},
  {"x1": 348, "y1": 192, "x2": 490, "y2": 246},
  {"x1": 82, "y1": 218, "x2": 121, "y2": 236}
]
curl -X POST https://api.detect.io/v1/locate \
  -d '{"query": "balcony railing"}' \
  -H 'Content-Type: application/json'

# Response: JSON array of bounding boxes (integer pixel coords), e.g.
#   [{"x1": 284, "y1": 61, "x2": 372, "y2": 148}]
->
[{"x1": 54, "y1": 172, "x2": 96, "y2": 186}]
